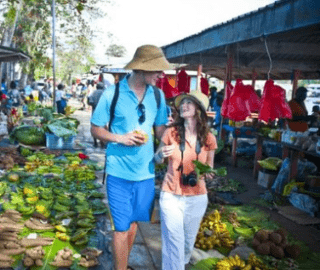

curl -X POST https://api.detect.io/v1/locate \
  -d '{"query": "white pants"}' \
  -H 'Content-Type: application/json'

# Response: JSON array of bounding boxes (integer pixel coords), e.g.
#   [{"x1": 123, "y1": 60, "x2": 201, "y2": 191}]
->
[{"x1": 160, "y1": 191, "x2": 208, "y2": 270}]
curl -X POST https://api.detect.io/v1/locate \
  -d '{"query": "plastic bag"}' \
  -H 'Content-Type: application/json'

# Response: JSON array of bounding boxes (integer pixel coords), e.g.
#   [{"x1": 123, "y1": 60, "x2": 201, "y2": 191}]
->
[
  {"x1": 259, "y1": 80, "x2": 292, "y2": 122},
  {"x1": 228, "y1": 79, "x2": 260, "y2": 121},
  {"x1": 200, "y1": 77, "x2": 209, "y2": 96},
  {"x1": 221, "y1": 82, "x2": 233, "y2": 118},
  {"x1": 156, "y1": 76, "x2": 180, "y2": 99},
  {"x1": 271, "y1": 157, "x2": 291, "y2": 194},
  {"x1": 288, "y1": 192, "x2": 318, "y2": 217},
  {"x1": 177, "y1": 69, "x2": 190, "y2": 93}
]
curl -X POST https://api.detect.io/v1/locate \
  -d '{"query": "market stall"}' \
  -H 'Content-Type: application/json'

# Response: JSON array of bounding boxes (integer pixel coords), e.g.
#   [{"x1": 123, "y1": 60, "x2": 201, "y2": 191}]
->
[{"x1": 159, "y1": 1, "x2": 320, "y2": 269}]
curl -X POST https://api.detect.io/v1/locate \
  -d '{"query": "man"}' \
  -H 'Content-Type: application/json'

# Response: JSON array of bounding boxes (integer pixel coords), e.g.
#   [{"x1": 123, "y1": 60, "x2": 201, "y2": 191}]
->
[
  {"x1": 288, "y1": 87, "x2": 316, "y2": 132},
  {"x1": 91, "y1": 45, "x2": 170, "y2": 270},
  {"x1": 56, "y1": 84, "x2": 66, "y2": 114}
]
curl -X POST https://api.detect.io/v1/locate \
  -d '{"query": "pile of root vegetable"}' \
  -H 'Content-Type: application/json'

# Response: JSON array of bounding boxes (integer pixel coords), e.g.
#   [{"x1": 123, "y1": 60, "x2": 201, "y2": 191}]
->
[
  {"x1": 0, "y1": 149, "x2": 106, "y2": 269},
  {"x1": 191, "y1": 205, "x2": 320, "y2": 270}
]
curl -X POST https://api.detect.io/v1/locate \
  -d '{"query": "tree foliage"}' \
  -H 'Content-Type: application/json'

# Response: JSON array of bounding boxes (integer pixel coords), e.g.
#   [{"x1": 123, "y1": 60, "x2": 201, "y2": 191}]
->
[
  {"x1": 106, "y1": 44, "x2": 127, "y2": 58},
  {"x1": 0, "y1": 0, "x2": 111, "y2": 83}
]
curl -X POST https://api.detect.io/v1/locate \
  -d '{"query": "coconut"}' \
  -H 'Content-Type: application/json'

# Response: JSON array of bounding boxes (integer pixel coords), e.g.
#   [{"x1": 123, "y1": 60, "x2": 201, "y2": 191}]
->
[
  {"x1": 269, "y1": 232, "x2": 282, "y2": 245},
  {"x1": 279, "y1": 238, "x2": 288, "y2": 249},
  {"x1": 285, "y1": 244, "x2": 301, "y2": 259},
  {"x1": 270, "y1": 245, "x2": 285, "y2": 259},
  {"x1": 252, "y1": 238, "x2": 260, "y2": 248},
  {"x1": 256, "y1": 242, "x2": 270, "y2": 255},
  {"x1": 275, "y1": 228, "x2": 288, "y2": 240},
  {"x1": 255, "y1": 229, "x2": 269, "y2": 242}
]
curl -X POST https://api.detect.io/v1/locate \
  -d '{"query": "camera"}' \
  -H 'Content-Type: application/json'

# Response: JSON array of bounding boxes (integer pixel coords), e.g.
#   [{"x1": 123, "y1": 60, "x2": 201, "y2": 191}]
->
[{"x1": 182, "y1": 171, "x2": 198, "y2": 187}]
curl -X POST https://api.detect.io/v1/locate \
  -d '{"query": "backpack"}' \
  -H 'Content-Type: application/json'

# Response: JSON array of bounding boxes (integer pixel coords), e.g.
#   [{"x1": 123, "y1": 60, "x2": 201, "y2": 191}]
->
[{"x1": 102, "y1": 82, "x2": 162, "y2": 184}]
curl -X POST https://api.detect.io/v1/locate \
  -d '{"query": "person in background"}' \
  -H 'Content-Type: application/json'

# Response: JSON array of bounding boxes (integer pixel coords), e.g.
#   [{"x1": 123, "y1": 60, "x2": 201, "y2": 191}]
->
[
  {"x1": 311, "y1": 105, "x2": 320, "y2": 128},
  {"x1": 91, "y1": 45, "x2": 169, "y2": 270},
  {"x1": 7, "y1": 81, "x2": 22, "y2": 108},
  {"x1": 256, "y1": 89, "x2": 262, "y2": 98},
  {"x1": 212, "y1": 93, "x2": 223, "y2": 132},
  {"x1": 56, "y1": 84, "x2": 67, "y2": 114},
  {"x1": 209, "y1": 86, "x2": 217, "y2": 111},
  {"x1": 155, "y1": 91, "x2": 217, "y2": 270},
  {"x1": 87, "y1": 82, "x2": 106, "y2": 147},
  {"x1": 287, "y1": 87, "x2": 317, "y2": 132},
  {"x1": 1, "y1": 78, "x2": 7, "y2": 95},
  {"x1": 24, "y1": 80, "x2": 33, "y2": 97}
]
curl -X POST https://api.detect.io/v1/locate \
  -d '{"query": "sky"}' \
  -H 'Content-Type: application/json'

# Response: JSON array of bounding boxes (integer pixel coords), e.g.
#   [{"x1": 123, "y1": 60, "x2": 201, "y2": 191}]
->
[{"x1": 92, "y1": 0, "x2": 276, "y2": 65}]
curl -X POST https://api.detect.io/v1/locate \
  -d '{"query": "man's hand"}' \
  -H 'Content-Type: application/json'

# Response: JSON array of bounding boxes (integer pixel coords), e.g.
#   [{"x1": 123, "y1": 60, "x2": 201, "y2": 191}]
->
[{"x1": 118, "y1": 131, "x2": 145, "y2": 146}]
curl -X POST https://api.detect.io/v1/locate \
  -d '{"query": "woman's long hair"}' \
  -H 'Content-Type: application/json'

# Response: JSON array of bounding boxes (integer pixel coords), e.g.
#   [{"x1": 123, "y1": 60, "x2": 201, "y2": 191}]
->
[{"x1": 169, "y1": 101, "x2": 210, "y2": 147}]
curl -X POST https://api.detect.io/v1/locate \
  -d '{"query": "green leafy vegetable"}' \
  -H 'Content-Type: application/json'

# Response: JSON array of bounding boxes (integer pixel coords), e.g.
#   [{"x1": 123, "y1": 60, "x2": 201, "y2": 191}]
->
[{"x1": 192, "y1": 160, "x2": 227, "y2": 177}]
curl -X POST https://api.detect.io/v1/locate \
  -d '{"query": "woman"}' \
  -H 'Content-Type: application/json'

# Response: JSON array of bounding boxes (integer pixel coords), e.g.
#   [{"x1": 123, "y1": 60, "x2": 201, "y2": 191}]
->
[{"x1": 155, "y1": 92, "x2": 217, "y2": 270}]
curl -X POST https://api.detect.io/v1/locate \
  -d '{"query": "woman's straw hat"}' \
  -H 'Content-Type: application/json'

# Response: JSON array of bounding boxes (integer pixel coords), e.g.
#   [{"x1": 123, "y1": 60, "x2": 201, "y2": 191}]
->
[
  {"x1": 124, "y1": 45, "x2": 171, "y2": 71},
  {"x1": 174, "y1": 91, "x2": 209, "y2": 115}
]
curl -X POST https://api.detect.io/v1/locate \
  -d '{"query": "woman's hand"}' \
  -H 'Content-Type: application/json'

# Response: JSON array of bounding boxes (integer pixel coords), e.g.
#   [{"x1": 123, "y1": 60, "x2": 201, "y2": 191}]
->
[
  {"x1": 203, "y1": 172, "x2": 215, "y2": 181},
  {"x1": 159, "y1": 144, "x2": 175, "y2": 158}
]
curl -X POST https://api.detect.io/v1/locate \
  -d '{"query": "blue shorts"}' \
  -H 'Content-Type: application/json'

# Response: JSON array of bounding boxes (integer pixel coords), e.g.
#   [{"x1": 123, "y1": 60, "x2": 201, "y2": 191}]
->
[{"x1": 106, "y1": 175, "x2": 155, "y2": 232}]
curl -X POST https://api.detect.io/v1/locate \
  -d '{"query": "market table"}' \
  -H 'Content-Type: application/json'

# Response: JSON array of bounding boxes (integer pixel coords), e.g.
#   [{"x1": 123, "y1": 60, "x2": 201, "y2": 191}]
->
[
  {"x1": 221, "y1": 124, "x2": 257, "y2": 167},
  {"x1": 281, "y1": 142, "x2": 320, "y2": 181}
]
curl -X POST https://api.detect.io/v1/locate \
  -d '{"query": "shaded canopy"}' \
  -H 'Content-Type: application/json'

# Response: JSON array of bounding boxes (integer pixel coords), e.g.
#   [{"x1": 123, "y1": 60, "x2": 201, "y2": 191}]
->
[
  {"x1": 162, "y1": 0, "x2": 320, "y2": 80},
  {"x1": 0, "y1": 45, "x2": 30, "y2": 63}
]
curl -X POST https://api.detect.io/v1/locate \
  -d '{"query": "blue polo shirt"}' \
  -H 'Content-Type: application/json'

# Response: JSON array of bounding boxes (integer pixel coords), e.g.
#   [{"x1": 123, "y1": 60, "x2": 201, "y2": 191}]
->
[{"x1": 91, "y1": 76, "x2": 168, "y2": 181}]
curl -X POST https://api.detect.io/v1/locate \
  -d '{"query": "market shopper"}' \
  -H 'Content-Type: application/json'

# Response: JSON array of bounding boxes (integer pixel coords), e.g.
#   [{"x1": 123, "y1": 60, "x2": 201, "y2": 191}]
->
[
  {"x1": 56, "y1": 84, "x2": 67, "y2": 114},
  {"x1": 88, "y1": 82, "x2": 106, "y2": 147},
  {"x1": 287, "y1": 87, "x2": 317, "y2": 132},
  {"x1": 155, "y1": 92, "x2": 217, "y2": 270},
  {"x1": 7, "y1": 81, "x2": 22, "y2": 109},
  {"x1": 90, "y1": 45, "x2": 170, "y2": 270}
]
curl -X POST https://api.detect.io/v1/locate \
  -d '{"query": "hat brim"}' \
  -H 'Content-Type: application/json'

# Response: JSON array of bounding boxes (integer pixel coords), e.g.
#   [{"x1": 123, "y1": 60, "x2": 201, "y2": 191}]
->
[
  {"x1": 174, "y1": 94, "x2": 208, "y2": 116},
  {"x1": 124, "y1": 57, "x2": 172, "y2": 71}
]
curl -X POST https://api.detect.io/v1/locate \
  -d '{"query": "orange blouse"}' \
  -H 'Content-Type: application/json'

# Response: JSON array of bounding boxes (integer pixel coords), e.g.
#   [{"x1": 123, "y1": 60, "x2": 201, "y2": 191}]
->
[{"x1": 161, "y1": 127, "x2": 217, "y2": 196}]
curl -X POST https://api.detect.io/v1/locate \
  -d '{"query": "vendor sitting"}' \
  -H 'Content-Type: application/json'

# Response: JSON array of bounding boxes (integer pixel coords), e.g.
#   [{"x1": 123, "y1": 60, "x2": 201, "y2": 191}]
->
[{"x1": 287, "y1": 87, "x2": 317, "y2": 132}]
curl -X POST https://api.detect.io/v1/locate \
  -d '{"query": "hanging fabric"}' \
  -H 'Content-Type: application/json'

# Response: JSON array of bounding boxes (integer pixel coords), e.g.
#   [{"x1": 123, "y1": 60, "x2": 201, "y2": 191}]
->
[
  {"x1": 200, "y1": 77, "x2": 209, "y2": 96},
  {"x1": 258, "y1": 80, "x2": 292, "y2": 123},
  {"x1": 221, "y1": 81, "x2": 234, "y2": 118},
  {"x1": 177, "y1": 69, "x2": 190, "y2": 93}
]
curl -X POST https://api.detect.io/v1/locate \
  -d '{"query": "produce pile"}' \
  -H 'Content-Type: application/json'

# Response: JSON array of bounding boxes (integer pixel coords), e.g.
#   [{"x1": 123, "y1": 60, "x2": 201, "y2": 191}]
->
[
  {"x1": 191, "y1": 205, "x2": 320, "y2": 270},
  {"x1": 0, "y1": 150, "x2": 106, "y2": 269}
]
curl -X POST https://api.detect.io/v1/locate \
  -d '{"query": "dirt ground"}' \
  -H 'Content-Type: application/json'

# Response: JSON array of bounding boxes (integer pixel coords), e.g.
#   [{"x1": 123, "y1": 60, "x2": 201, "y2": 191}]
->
[{"x1": 215, "y1": 151, "x2": 320, "y2": 253}]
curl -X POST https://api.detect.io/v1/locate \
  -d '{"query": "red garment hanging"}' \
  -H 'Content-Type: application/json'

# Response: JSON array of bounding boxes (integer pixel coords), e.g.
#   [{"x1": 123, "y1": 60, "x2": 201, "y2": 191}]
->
[
  {"x1": 177, "y1": 69, "x2": 190, "y2": 93},
  {"x1": 156, "y1": 75, "x2": 180, "y2": 99},
  {"x1": 258, "y1": 80, "x2": 292, "y2": 122},
  {"x1": 221, "y1": 82, "x2": 234, "y2": 118},
  {"x1": 200, "y1": 77, "x2": 209, "y2": 96}
]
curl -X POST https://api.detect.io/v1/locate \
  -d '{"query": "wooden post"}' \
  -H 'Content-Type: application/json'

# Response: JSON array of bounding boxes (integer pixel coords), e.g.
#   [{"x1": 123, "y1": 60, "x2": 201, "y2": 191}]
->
[
  {"x1": 219, "y1": 46, "x2": 234, "y2": 139},
  {"x1": 197, "y1": 64, "x2": 202, "y2": 92},
  {"x1": 291, "y1": 69, "x2": 300, "y2": 99},
  {"x1": 252, "y1": 68, "x2": 257, "y2": 89}
]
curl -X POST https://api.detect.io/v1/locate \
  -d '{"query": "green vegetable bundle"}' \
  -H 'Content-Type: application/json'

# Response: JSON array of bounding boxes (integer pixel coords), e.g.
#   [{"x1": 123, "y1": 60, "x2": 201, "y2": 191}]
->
[
  {"x1": 10, "y1": 126, "x2": 46, "y2": 145},
  {"x1": 258, "y1": 157, "x2": 282, "y2": 171},
  {"x1": 192, "y1": 160, "x2": 227, "y2": 178}
]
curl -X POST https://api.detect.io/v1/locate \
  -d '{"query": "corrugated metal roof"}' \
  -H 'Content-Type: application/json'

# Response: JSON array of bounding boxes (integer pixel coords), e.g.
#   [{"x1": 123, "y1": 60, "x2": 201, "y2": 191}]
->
[
  {"x1": 0, "y1": 45, "x2": 31, "y2": 62},
  {"x1": 162, "y1": 0, "x2": 320, "y2": 80}
]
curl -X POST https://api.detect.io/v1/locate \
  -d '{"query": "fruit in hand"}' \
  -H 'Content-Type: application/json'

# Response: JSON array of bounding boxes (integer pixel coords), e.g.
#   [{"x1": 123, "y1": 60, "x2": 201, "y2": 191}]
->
[{"x1": 133, "y1": 130, "x2": 149, "y2": 144}]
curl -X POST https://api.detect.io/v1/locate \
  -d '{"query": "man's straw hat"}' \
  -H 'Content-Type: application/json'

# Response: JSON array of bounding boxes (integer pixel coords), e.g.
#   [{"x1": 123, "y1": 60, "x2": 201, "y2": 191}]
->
[{"x1": 124, "y1": 45, "x2": 171, "y2": 71}]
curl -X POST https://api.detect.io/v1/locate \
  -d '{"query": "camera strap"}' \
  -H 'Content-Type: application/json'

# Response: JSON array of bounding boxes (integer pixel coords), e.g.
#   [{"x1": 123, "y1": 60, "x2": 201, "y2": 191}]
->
[{"x1": 178, "y1": 127, "x2": 201, "y2": 174}]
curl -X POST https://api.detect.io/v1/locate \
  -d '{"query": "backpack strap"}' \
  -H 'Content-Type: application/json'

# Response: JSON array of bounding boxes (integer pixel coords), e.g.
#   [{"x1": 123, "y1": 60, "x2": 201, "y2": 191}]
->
[
  {"x1": 103, "y1": 82, "x2": 119, "y2": 185},
  {"x1": 108, "y1": 82, "x2": 120, "y2": 132},
  {"x1": 152, "y1": 85, "x2": 161, "y2": 110}
]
